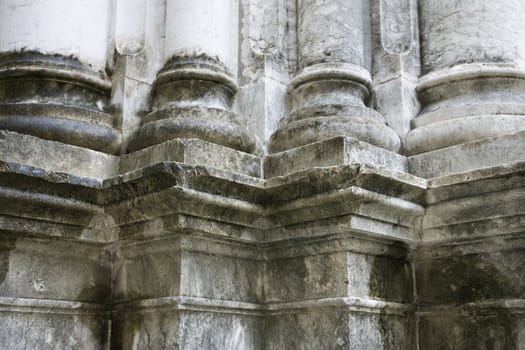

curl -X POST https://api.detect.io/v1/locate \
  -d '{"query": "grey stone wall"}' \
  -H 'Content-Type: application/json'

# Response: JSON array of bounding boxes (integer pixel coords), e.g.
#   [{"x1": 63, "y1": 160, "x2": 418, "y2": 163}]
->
[{"x1": 0, "y1": 0, "x2": 524, "y2": 349}]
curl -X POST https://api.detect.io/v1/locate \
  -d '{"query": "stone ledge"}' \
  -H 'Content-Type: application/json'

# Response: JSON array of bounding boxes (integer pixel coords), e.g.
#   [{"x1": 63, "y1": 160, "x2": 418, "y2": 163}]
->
[
  {"x1": 267, "y1": 186, "x2": 423, "y2": 228},
  {"x1": 417, "y1": 299, "x2": 525, "y2": 316},
  {"x1": 0, "y1": 130, "x2": 118, "y2": 180},
  {"x1": 112, "y1": 296, "x2": 413, "y2": 316},
  {"x1": 3, "y1": 129, "x2": 523, "y2": 185},
  {"x1": 264, "y1": 163, "x2": 425, "y2": 204},
  {"x1": 120, "y1": 138, "x2": 261, "y2": 177},
  {"x1": 263, "y1": 231, "x2": 411, "y2": 259},
  {"x1": 263, "y1": 214, "x2": 418, "y2": 243},
  {"x1": 424, "y1": 188, "x2": 525, "y2": 231},
  {"x1": 0, "y1": 185, "x2": 103, "y2": 228},
  {"x1": 409, "y1": 131, "x2": 525, "y2": 178},
  {"x1": 265, "y1": 136, "x2": 407, "y2": 178},
  {"x1": 0, "y1": 297, "x2": 108, "y2": 315},
  {"x1": 416, "y1": 233, "x2": 525, "y2": 258},
  {"x1": 117, "y1": 234, "x2": 258, "y2": 260},
  {"x1": 265, "y1": 297, "x2": 413, "y2": 316},
  {"x1": 421, "y1": 216, "x2": 525, "y2": 243},
  {"x1": 105, "y1": 183, "x2": 423, "y2": 239},
  {"x1": 3, "y1": 155, "x2": 524, "y2": 247},
  {"x1": 427, "y1": 161, "x2": 525, "y2": 204},
  {"x1": 113, "y1": 215, "x2": 419, "y2": 261},
  {"x1": 113, "y1": 296, "x2": 262, "y2": 316}
]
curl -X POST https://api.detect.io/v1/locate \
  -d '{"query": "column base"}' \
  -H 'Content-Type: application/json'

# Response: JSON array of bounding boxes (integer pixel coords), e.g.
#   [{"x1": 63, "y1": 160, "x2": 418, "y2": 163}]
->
[
  {"x1": 128, "y1": 106, "x2": 256, "y2": 153},
  {"x1": 269, "y1": 104, "x2": 402, "y2": 153},
  {"x1": 408, "y1": 64, "x2": 525, "y2": 155},
  {"x1": 0, "y1": 51, "x2": 120, "y2": 154}
]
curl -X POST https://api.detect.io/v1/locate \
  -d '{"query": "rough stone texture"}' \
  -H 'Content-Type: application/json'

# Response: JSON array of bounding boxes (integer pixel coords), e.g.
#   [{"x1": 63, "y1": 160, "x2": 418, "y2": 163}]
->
[
  {"x1": 269, "y1": 0, "x2": 402, "y2": 154},
  {"x1": 371, "y1": 0, "x2": 420, "y2": 145},
  {"x1": 1, "y1": 0, "x2": 525, "y2": 349},
  {"x1": 418, "y1": 0, "x2": 525, "y2": 74},
  {"x1": 129, "y1": 0, "x2": 256, "y2": 154},
  {"x1": 407, "y1": 0, "x2": 525, "y2": 162}
]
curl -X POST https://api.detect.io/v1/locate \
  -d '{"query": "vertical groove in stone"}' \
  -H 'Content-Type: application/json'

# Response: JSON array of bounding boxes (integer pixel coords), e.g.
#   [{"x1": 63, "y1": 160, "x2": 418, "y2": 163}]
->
[
  {"x1": 0, "y1": 0, "x2": 120, "y2": 154},
  {"x1": 406, "y1": 0, "x2": 525, "y2": 155},
  {"x1": 128, "y1": 0, "x2": 256, "y2": 153},
  {"x1": 371, "y1": 0, "x2": 420, "y2": 146},
  {"x1": 269, "y1": 0, "x2": 401, "y2": 154}
]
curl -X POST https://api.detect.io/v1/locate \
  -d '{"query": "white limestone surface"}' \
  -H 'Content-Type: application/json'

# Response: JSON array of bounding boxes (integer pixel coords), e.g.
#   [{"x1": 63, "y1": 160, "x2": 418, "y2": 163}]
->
[
  {"x1": 0, "y1": 0, "x2": 112, "y2": 69},
  {"x1": 164, "y1": 0, "x2": 239, "y2": 72},
  {"x1": 419, "y1": 0, "x2": 525, "y2": 73}
]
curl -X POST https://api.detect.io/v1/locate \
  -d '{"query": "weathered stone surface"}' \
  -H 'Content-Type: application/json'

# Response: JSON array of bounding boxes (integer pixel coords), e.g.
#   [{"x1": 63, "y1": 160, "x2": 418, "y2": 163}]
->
[
  {"x1": 407, "y1": 0, "x2": 525, "y2": 158},
  {"x1": 0, "y1": 238, "x2": 110, "y2": 302},
  {"x1": 114, "y1": 236, "x2": 261, "y2": 303},
  {"x1": 111, "y1": 309, "x2": 181, "y2": 350},
  {"x1": 264, "y1": 250, "x2": 412, "y2": 303},
  {"x1": 112, "y1": 308, "x2": 262, "y2": 350},
  {"x1": 409, "y1": 131, "x2": 525, "y2": 179},
  {"x1": 0, "y1": 301, "x2": 109, "y2": 350},
  {"x1": 265, "y1": 136, "x2": 407, "y2": 178},
  {"x1": 121, "y1": 138, "x2": 261, "y2": 177},
  {"x1": 269, "y1": 0, "x2": 402, "y2": 154},
  {"x1": 0, "y1": 52, "x2": 121, "y2": 153},
  {"x1": 419, "y1": 0, "x2": 525, "y2": 74},
  {"x1": 0, "y1": 130, "x2": 119, "y2": 180},
  {"x1": 417, "y1": 248, "x2": 525, "y2": 305},
  {"x1": 419, "y1": 307, "x2": 525, "y2": 350},
  {"x1": 1, "y1": 0, "x2": 525, "y2": 349},
  {"x1": 265, "y1": 307, "x2": 415, "y2": 349}
]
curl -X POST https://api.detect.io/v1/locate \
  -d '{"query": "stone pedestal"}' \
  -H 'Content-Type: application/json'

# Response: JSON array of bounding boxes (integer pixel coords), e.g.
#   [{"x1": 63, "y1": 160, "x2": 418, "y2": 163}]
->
[
  {"x1": 0, "y1": 0, "x2": 120, "y2": 154},
  {"x1": 129, "y1": 0, "x2": 255, "y2": 153},
  {"x1": 269, "y1": 0, "x2": 400, "y2": 153}
]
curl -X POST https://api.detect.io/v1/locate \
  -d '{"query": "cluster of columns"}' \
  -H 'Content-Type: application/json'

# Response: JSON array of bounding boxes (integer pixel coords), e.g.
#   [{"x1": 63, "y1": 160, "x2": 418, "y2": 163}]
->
[
  {"x1": 0, "y1": 0, "x2": 524, "y2": 158},
  {"x1": 0, "y1": 0, "x2": 256, "y2": 156},
  {"x1": 271, "y1": 0, "x2": 525, "y2": 158}
]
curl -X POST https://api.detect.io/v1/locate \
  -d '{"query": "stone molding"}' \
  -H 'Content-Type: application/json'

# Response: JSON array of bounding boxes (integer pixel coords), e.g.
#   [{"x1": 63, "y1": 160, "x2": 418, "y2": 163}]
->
[
  {"x1": 0, "y1": 132, "x2": 524, "y2": 347},
  {"x1": 0, "y1": 53, "x2": 121, "y2": 154}
]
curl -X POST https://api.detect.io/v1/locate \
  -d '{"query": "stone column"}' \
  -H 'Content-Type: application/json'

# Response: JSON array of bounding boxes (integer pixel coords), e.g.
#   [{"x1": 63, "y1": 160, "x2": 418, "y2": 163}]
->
[
  {"x1": 129, "y1": 0, "x2": 256, "y2": 153},
  {"x1": 407, "y1": 0, "x2": 525, "y2": 155},
  {"x1": 0, "y1": 0, "x2": 119, "y2": 154},
  {"x1": 269, "y1": 0, "x2": 400, "y2": 153}
]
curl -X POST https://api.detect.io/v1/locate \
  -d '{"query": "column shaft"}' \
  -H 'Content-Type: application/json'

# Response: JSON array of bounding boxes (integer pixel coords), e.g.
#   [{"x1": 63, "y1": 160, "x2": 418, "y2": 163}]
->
[
  {"x1": 407, "y1": 0, "x2": 525, "y2": 155},
  {"x1": 269, "y1": 0, "x2": 400, "y2": 153},
  {"x1": 129, "y1": 0, "x2": 255, "y2": 153}
]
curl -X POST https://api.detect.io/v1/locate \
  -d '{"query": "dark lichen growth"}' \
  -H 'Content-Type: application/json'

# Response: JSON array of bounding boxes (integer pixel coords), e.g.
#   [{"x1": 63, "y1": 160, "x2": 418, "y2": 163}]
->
[
  {"x1": 0, "y1": 49, "x2": 107, "y2": 77},
  {"x1": 161, "y1": 51, "x2": 230, "y2": 75}
]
